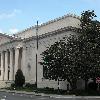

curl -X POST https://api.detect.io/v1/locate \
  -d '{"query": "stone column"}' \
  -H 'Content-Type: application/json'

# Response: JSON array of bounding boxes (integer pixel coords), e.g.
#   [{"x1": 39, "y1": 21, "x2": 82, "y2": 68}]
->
[
  {"x1": 9, "y1": 49, "x2": 13, "y2": 80},
  {"x1": 14, "y1": 48, "x2": 19, "y2": 76},
  {"x1": 1, "y1": 52, "x2": 4, "y2": 80},
  {"x1": 21, "y1": 47, "x2": 25, "y2": 74},
  {"x1": 4, "y1": 51, "x2": 8, "y2": 81},
  {"x1": 0, "y1": 53, "x2": 1, "y2": 80},
  {"x1": 0, "y1": 53, "x2": 1, "y2": 70}
]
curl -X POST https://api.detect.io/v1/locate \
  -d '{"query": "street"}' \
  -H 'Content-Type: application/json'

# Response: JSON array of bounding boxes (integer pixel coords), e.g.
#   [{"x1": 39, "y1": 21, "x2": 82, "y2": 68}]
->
[
  {"x1": 0, "y1": 91, "x2": 50, "y2": 100},
  {"x1": 0, "y1": 91, "x2": 100, "y2": 100}
]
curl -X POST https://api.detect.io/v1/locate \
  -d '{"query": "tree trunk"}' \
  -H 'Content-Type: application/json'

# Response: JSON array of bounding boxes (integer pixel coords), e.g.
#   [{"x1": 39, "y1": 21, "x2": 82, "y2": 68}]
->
[
  {"x1": 72, "y1": 80, "x2": 77, "y2": 90},
  {"x1": 70, "y1": 79, "x2": 77, "y2": 91},
  {"x1": 85, "y1": 79, "x2": 88, "y2": 91},
  {"x1": 57, "y1": 78, "x2": 60, "y2": 94}
]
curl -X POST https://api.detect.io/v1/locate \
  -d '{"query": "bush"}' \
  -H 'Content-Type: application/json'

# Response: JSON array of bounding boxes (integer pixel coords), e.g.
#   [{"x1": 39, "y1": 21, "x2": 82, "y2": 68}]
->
[
  {"x1": 25, "y1": 83, "x2": 36, "y2": 89},
  {"x1": 10, "y1": 83, "x2": 16, "y2": 90},
  {"x1": 88, "y1": 82, "x2": 97, "y2": 90},
  {"x1": 11, "y1": 83, "x2": 16, "y2": 88},
  {"x1": 15, "y1": 69, "x2": 25, "y2": 87}
]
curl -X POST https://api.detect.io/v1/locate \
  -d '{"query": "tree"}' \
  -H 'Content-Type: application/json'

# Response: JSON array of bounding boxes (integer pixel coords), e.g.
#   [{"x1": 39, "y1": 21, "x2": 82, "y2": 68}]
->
[
  {"x1": 80, "y1": 10, "x2": 100, "y2": 43},
  {"x1": 80, "y1": 10, "x2": 97, "y2": 31},
  {"x1": 40, "y1": 10, "x2": 100, "y2": 91},
  {"x1": 15, "y1": 69, "x2": 25, "y2": 87},
  {"x1": 40, "y1": 40, "x2": 67, "y2": 80},
  {"x1": 79, "y1": 10, "x2": 100, "y2": 90},
  {"x1": 66, "y1": 10, "x2": 100, "y2": 90},
  {"x1": 65, "y1": 34, "x2": 100, "y2": 90},
  {"x1": 65, "y1": 10, "x2": 100, "y2": 90},
  {"x1": 40, "y1": 38, "x2": 80, "y2": 90}
]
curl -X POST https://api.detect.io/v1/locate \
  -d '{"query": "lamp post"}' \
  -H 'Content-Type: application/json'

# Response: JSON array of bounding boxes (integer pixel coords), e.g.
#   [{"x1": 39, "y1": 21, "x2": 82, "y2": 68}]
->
[{"x1": 36, "y1": 21, "x2": 38, "y2": 88}]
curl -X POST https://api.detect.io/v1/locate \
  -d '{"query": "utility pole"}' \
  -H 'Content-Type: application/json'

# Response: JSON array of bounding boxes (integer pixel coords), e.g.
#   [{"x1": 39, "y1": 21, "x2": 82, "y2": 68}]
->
[{"x1": 36, "y1": 21, "x2": 38, "y2": 88}]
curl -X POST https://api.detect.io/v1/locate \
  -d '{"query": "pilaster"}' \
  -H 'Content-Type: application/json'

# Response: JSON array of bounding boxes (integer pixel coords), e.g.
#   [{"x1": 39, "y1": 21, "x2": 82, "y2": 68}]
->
[
  {"x1": 14, "y1": 48, "x2": 19, "y2": 76},
  {"x1": 0, "y1": 52, "x2": 4, "y2": 80},
  {"x1": 9, "y1": 49, "x2": 14, "y2": 80},
  {"x1": 21, "y1": 47, "x2": 26, "y2": 74},
  {"x1": 4, "y1": 51, "x2": 8, "y2": 80}
]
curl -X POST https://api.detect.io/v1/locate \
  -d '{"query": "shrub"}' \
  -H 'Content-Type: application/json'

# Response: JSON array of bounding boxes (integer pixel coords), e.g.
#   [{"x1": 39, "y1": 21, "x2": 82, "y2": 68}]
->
[
  {"x1": 15, "y1": 69, "x2": 25, "y2": 87},
  {"x1": 88, "y1": 82, "x2": 97, "y2": 90},
  {"x1": 11, "y1": 83, "x2": 15, "y2": 88},
  {"x1": 25, "y1": 83, "x2": 36, "y2": 89}
]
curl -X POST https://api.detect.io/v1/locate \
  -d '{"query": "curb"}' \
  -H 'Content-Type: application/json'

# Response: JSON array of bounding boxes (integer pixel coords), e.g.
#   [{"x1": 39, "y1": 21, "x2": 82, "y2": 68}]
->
[
  {"x1": 0, "y1": 89, "x2": 76, "y2": 98},
  {"x1": 0, "y1": 89, "x2": 50, "y2": 97},
  {"x1": 1, "y1": 89, "x2": 100, "y2": 99}
]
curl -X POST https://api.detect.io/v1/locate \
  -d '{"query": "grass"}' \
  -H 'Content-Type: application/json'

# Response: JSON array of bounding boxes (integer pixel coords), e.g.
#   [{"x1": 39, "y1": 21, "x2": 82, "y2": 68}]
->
[
  {"x1": 72, "y1": 89, "x2": 100, "y2": 96},
  {"x1": 5, "y1": 83, "x2": 100, "y2": 96}
]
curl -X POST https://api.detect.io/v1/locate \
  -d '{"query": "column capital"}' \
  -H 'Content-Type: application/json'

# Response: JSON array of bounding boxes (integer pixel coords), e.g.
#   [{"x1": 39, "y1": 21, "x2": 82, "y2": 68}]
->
[
  {"x1": 15, "y1": 44, "x2": 22, "y2": 49},
  {"x1": 4, "y1": 50, "x2": 8, "y2": 53},
  {"x1": 9, "y1": 48, "x2": 13, "y2": 51},
  {"x1": 22, "y1": 47, "x2": 26, "y2": 50}
]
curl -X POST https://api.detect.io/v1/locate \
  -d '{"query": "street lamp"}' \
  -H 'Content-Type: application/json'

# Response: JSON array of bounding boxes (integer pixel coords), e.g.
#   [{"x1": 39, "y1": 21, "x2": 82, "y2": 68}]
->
[{"x1": 36, "y1": 21, "x2": 38, "y2": 88}]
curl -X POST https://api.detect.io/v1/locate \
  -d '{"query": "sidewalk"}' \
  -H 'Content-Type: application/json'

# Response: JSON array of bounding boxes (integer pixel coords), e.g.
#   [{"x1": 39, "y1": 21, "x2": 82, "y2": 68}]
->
[
  {"x1": 0, "y1": 89, "x2": 75, "y2": 98},
  {"x1": 1, "y1": 89, "x2": 100, "y2": 99}
]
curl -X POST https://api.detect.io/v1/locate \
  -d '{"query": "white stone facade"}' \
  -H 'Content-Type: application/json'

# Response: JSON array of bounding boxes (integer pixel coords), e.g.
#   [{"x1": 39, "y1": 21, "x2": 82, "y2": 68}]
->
[{"x1": 0, "y1": 14, "x2": 81, "y2": 89}]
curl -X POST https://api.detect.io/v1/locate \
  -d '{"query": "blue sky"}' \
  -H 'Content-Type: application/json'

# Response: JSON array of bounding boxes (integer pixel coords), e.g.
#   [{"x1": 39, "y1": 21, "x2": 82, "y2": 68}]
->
[{"x1": 0, "y1": 0, "x2": 100, "y2": 35}]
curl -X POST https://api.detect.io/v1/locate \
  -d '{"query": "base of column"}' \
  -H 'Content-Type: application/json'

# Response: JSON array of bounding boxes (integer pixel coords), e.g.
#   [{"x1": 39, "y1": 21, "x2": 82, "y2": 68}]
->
[{"x1": 0, "y1": 80, "x2": 13, "y2": 88}]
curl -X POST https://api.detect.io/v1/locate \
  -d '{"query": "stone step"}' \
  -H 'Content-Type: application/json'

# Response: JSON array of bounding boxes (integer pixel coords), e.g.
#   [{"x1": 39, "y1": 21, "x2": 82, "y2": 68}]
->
[{"x1": 0, "y1": 81, "x2": 12, "y2": 88}]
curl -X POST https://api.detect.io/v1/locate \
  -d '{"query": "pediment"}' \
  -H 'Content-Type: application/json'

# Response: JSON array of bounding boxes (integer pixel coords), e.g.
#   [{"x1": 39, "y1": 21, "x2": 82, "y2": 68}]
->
[{"x1": 0, "y1": 33, "x2": 13, "y2": 45}]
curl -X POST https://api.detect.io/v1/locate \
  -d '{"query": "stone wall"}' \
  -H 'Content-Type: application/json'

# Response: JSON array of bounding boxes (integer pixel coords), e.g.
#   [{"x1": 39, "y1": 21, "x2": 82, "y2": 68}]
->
[
  {"x1": 15, "y1": 15, "x2": 81, "y2": 39},
  {"x1": 0, "y1": 14, "x2": 81, "y2": 89},
  {"x1": 22, "y1": 30, "x2": 78, "y2": 89},
  {"x1": 22, "y1": 40, "x2": 36, "y2": 84},
  {"x1": 0, "y1": 36, "x2": 11, "y2": 45}
]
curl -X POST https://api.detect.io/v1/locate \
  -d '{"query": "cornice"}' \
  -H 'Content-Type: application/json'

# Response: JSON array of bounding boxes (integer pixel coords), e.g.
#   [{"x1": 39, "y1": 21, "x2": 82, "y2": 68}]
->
[
  {"x1": 23, "y1": 26, "x2": 82, "y2": 42},
  {"x1": 0, "y1": 37, "x2": 22, "y2": 47},
  {"x1": 0, "y1": 33, "x2": 15, "y2": 39},
  {"x1": 15, "y1": 14, "x2": 80, "y2": 35},
  {"x1": 0, "y1": 26, "x2": 81, "y2": 47}
]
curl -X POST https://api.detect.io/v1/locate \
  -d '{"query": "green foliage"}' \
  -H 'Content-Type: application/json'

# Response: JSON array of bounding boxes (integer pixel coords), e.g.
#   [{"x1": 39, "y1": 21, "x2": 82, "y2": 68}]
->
[
  {"x1": 80, "y1": 10, "x2": 97, "y2": 31},
  {"x1": 66, "y1": 10, "x2": 100, "y2": 89},
  {"x1": 40, "y1": 40, "x2": 68, "y2": 81},
  {"x1": 40, "y1": 38, "x2": 79, "y2": 89},
  {"x1": 65, "y1": 10, "x2": 100, "y2": 89},
  {"x1": 11, "y1": 83, "x2": 16, "y2": 88},
  {"x1": 25, "y1": 83, "x2": 36, "y2": 89},
  {"x1": 40, "y1": 10, "x2": 100, "y2": 90},
  {"x1": 79, "y1": 10, "x2": 100, "y2": 78},
  {"x1": 15, "y1": 69, "x2": 25, "y2": 87}
]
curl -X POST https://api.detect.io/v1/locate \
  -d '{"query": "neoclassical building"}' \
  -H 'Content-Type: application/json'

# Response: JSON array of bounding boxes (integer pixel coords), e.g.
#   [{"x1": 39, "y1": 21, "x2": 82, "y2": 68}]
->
[{"x1": 0, "y1": 14, "x2": 82, "y2": 89}]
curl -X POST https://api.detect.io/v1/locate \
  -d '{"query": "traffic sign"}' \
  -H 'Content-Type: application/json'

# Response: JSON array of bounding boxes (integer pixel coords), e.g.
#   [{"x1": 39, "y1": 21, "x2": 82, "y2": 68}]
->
[{"x1": 96, "y1": 77, "x2": 100, "y2": 83}]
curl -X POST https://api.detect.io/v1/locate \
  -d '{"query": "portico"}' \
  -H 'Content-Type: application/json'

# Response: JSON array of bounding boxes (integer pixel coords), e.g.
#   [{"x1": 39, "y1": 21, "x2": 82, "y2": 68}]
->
[{"x1": 0, "y1": 47, "x2": 23, "y2": 82}]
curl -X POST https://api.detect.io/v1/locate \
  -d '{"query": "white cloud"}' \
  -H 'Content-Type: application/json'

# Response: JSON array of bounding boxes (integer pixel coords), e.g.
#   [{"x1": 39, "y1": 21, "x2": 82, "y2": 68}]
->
[
  {"x1": 14, "y1": 9, "x2": 21, "y2": 13},
  {"x1": 9, "y1": 28, "x2": 18, "y2": 34},
  {"x1": 0, "y1": 9, "x2": 22, "y2": 20}
]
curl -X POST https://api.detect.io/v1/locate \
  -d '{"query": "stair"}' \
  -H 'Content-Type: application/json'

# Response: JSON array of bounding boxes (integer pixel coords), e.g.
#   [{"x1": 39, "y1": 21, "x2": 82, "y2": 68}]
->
[{"x1": 0, "y1": 81, "x2": 12, "y2": 88}]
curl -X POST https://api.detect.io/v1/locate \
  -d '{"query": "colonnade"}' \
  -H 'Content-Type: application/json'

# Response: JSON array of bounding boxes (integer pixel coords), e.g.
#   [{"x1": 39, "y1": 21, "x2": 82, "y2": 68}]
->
[{"x1": 0, "y1": 47, "x2": 23, "y2": 81}]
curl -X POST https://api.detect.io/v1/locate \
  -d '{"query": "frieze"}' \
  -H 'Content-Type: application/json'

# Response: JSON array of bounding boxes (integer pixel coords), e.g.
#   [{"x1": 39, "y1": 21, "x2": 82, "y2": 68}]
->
[
  {"x1": 15, "y1": 14, "x2": 80, "y2": 35},
  {"x1": 23, "y1": 26, "x2": 81, "y2": 42}
]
